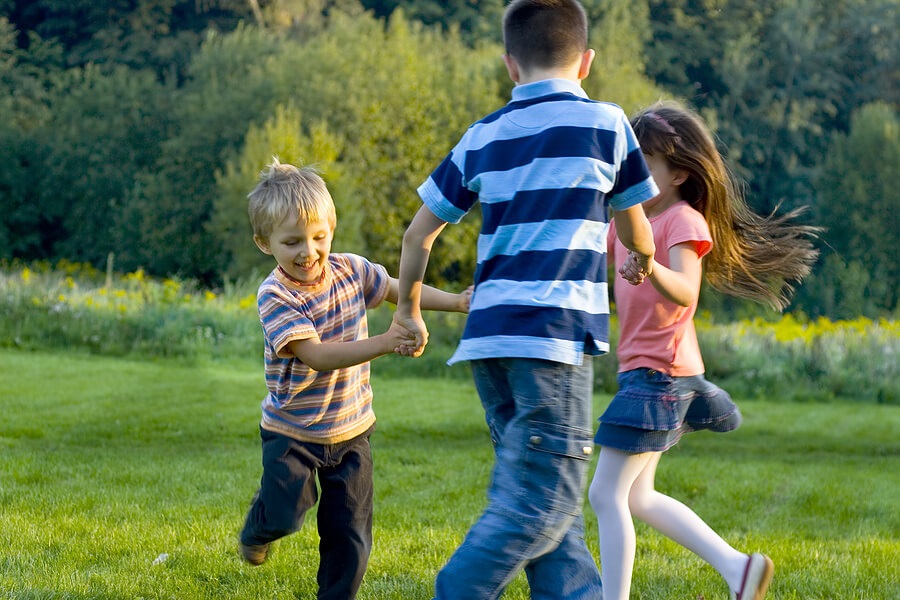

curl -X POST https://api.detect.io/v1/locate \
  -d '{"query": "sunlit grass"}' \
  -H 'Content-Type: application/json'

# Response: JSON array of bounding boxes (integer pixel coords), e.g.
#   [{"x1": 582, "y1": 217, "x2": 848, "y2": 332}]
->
[{"x1": 0, "y1": 349, "x2": 897, "y2": 599}]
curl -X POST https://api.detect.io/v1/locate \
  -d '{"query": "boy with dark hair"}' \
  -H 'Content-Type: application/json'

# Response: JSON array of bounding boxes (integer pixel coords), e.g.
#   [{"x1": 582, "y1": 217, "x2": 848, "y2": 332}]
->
[{"x1": 393, "y1": 1, "x2": 658, "y2": 598}]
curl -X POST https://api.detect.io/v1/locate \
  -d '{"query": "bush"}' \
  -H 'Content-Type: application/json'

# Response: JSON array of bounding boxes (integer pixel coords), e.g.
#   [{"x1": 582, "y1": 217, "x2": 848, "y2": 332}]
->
[{"x1": 2, "y1": 262, "x2": 897, "y2": 403}]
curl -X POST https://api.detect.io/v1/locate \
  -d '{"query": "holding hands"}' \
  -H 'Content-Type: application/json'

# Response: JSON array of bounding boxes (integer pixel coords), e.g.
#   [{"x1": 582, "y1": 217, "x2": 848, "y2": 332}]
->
[
  {"x1": 620, "y1": 251, "x2": 654, "y2": 286},
  {"x1": 393, "y1": 285, "x2": 473, "y2": 358}
]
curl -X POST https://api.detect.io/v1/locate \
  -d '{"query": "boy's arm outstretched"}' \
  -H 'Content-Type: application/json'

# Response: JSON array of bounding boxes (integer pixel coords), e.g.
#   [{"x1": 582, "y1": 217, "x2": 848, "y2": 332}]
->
[
  {"x1": 394, "y1": 205, "x2": 450, "y2": 357},
  {"x1": 384, "y1": 279, "x2": 471, "y2": 315},
  {"x1": 287, "y1": 320, "x2": 414, "y2": 372}
]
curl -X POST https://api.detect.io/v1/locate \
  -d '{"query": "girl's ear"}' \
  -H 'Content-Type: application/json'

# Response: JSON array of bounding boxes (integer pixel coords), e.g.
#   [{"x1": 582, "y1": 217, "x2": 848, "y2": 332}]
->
[
  {"x1": 253, "y1": 235, "x2": 273, "y2": 255},
  {"x1": 672, "y1": 169, "x2": 689, "y2": 187}
]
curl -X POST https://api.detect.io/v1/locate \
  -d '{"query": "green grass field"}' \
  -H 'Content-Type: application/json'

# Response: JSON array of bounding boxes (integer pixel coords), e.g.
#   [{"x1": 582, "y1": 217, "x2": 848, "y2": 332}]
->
[{"x1": 1, "y1": 349, "x2": 898, "y2": 599}]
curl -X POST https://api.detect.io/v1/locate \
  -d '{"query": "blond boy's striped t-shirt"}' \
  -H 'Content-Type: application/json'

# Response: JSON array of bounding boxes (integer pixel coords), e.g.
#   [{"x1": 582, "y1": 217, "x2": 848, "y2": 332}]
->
[{"x1": 256, "y1": 253, "x2": 389, "y2": 444}]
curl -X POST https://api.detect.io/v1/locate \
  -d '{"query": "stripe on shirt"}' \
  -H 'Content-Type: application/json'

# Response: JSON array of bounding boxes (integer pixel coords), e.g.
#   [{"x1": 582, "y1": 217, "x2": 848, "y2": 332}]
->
[
  {"x1": 475, "y1": 248, "x2": 607, "y2": 284},
  {"x1": 476, "y1": 219, "x2": 609, "y2": 262},
  {"x1": 472, "y1": 279, "x2": 610, "y2": 315}
]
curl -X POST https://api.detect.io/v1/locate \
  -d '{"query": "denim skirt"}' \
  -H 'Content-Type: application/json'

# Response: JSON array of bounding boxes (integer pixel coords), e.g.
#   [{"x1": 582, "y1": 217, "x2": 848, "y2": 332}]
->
[{"x1": 594, "y1": 368, "x2": 742, "y2": 453}]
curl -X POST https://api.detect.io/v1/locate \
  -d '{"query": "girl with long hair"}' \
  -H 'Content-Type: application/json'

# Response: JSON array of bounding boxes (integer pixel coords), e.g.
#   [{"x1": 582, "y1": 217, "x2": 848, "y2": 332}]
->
[{"x1": 589, "y1": 100, "x2": 818, "y2": 600}]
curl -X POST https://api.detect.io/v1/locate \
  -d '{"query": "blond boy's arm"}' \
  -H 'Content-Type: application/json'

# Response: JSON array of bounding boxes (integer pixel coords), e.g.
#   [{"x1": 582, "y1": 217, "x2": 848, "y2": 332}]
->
[
  {"x1": 385, "y1": 278, "x2": 471, "y2": 313},
  {"x1": 286, "y1": 321, "x2": 413, "y2": 372}
]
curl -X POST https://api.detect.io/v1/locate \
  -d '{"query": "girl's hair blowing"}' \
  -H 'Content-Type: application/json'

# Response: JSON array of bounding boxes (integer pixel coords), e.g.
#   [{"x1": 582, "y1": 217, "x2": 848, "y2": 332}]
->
[{"x1": 631, "y1": 101, "x2": 819, "y2": 310}]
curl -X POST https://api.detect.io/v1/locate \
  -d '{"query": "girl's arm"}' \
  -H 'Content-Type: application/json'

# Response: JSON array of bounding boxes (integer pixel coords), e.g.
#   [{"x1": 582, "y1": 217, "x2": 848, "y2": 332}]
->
[
  {"x1": 645, "y1": 243, "x2": 702, "y2": 306},
  {"x1": 622, "y1": 242, "x2": 702, "y2": 307}
]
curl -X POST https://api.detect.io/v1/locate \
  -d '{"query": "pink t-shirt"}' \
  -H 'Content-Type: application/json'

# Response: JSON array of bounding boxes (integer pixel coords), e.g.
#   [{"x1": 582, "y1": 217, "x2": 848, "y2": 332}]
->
[{"x1": 609, "y1": 201, "x2": 712, "y2": 376}]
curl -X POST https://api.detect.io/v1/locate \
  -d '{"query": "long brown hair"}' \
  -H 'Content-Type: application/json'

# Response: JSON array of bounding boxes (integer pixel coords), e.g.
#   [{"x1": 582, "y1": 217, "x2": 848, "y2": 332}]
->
[{"x1": 631, "y1": 101, "x2": 819, "y2": 310}]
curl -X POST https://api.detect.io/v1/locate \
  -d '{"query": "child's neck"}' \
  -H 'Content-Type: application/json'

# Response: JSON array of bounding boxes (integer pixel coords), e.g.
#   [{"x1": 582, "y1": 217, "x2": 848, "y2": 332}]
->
[
  {"x1": 516, "y1": 68, "x2": 582, "y2": 85},
  {"x1": 645, "y1": 194, "x2": 683, "y2": 218},
  {"x1": 516, "y1": 71, "x2": 581, "y2": 85},
  {"x1": 513, "y1": 58, "x2": 585, "y2": 85}
]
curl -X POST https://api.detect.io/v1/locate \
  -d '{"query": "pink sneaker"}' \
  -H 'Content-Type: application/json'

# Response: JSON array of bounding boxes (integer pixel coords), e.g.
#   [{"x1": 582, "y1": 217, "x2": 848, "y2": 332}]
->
[{"x1": 731, "y1": 553, "x2": 774, "y2": 600}]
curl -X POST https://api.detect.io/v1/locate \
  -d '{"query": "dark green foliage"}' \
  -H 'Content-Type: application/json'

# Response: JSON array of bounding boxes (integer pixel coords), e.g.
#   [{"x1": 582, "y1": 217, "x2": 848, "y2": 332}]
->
[
  {"x1": 798, "y1": 103, "x2": 900, "y2": 317},
  {"x1": 0, "y1": 0, "x2": 897, "y2": 318},
  {"x1": 645, "y1": 0, "x2": 897, "y2": 214},
  {"x1": 360, "y1": 0, "x2": 505, "y2": 44},
  {"x1": 2, "y1": 0, "x2": 255, "y2": 80}
]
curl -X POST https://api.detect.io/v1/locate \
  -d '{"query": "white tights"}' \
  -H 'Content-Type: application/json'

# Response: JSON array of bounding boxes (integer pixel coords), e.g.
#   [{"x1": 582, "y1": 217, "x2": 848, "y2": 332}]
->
[{"x1": 588, "y1": 448, "x2": 748, "y2": 600}]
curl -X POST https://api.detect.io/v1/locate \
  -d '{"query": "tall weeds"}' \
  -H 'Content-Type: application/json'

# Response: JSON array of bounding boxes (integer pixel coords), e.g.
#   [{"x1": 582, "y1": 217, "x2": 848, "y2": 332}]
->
[{"x1": 2, "y1": 261, "x2": 897, "y2": 403}]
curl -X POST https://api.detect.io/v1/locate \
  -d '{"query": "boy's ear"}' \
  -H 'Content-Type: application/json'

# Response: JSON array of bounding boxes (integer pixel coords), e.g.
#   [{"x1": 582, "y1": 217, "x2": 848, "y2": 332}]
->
[
  {"x1": 577, "y1": 49, "x2": 595, "y2": 81},
  {"x1": 253, "y1": 235, "x2": 273, "y2": 255},
  {"x1": 502, "y1": 53, "x2": 520, "y2": 83}
]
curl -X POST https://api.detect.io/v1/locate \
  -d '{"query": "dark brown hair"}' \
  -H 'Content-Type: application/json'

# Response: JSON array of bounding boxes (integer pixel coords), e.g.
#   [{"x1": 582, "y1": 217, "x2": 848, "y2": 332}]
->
[
  {"x1": 631, "y1": 101, "x2": 820, "y2": 310},
  {"x1": 503, "y1": 0, "x2": 588, "y2": 71}
]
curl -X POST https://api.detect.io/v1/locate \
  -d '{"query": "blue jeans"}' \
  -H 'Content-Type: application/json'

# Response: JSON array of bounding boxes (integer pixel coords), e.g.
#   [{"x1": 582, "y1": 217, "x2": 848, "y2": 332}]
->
[{"x1": 435, "y1": 358, "x2": 602, "y2": 600}]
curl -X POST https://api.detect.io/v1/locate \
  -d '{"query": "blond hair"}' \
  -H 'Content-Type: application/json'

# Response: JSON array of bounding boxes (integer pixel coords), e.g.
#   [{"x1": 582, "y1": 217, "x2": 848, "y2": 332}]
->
[
  {"x1": 631, "y1": 101, "x2": 820, "y2": 310},
  {"x1": 247, "y1": 158, "x2": 336, "y2": 239}
]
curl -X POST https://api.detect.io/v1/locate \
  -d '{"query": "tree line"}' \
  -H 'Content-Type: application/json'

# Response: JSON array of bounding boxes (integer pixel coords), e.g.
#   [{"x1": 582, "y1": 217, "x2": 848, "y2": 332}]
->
[{"x1": 1, "y1": 0, "x2": 897, "y2": 319}]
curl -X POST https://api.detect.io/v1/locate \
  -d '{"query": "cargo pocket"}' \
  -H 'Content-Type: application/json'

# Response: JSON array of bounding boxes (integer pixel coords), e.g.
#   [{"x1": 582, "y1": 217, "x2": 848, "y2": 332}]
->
[{"x1": 520, "y1": 420, "x2": 594, "y2": 516}]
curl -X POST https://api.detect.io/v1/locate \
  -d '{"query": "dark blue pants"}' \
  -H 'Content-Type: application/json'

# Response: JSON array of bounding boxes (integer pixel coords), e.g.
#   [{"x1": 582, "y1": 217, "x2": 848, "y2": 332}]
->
[{"x1": 241, "y1": 426, "x2": 374, "y2": 600}]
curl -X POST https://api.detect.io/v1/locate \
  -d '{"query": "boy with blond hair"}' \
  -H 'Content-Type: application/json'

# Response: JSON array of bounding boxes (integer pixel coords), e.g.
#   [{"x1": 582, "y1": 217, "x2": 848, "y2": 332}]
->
[{"x1": 239, "y1": 159, "x2": 469, "y2": 599}]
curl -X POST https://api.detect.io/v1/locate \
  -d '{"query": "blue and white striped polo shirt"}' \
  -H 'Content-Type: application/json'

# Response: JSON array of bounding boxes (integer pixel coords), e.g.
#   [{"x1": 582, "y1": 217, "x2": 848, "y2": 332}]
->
[{"x1": 417, "y1": 78, "x2": 658, "y2": 366}]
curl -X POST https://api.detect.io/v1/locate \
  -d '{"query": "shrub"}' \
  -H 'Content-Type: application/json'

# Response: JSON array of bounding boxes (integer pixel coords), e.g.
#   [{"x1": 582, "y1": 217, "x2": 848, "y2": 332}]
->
[{"x1": 2, "y1": 262, "x2": 897, "y2": 403}]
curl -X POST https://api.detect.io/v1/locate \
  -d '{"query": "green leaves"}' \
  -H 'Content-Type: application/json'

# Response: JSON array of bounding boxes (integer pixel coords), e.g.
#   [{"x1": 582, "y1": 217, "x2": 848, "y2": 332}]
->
[
  {"x1": 0, "y1": 0, "x2": 895, "y2": 317},
  {"x1": 201, "y1": 9, "x2": 501, "y2": 286},
  {"x1": 800, "y1": 103, "x2": 899, "y2": 317}
]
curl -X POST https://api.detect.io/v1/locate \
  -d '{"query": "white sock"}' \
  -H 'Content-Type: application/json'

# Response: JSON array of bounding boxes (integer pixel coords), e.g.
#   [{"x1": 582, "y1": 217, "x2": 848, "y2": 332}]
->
[
  {"x1": 629, "y1": 453, "x2": 748, "y2": 591},
  {"x1": 590, "y1": 448, "x2": 749, "y2": 596},
  {"x1": 589, "y1": 448, "x2": 655, "y2": 600}
]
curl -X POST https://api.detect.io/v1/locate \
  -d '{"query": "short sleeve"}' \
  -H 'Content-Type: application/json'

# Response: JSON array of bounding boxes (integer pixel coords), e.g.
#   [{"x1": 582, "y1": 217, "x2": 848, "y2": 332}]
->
[
  {"x1": 608, "y1": 111, "x2": 659, "y2": 211},
  {"x1": 417, "y1": 134, "x2": 479, "y2": 225},
  {"x1": 665, "y1": 204, "x2": 713, "y2": 259},
  {"x1": 258, "y1": 286, "x2": 317, "y2": 358},
  {"x1": 341, "y1": 253, "x2": 390, "y2": 308}
]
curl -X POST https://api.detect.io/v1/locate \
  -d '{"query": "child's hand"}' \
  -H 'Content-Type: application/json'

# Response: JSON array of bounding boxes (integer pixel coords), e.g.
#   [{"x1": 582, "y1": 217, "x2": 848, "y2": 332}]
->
[
  {"x1": 392, "y1": 312, "x2": 429, "y2": 357},
  {"x1": 620, "y1": 252, "x2": 654, "y2": 285},
  {"x1": 385, "y1": 320, "x2": 417, "y2": 355},
  {"x1": 458, "y1": 285, "x2": 474, "y2": 313}
]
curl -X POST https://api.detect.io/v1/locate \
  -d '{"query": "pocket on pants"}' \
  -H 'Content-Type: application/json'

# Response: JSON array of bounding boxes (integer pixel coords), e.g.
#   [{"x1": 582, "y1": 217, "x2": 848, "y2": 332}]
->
[{"x1": 521, "y1": 420, "x2": 593, "y2": 516}]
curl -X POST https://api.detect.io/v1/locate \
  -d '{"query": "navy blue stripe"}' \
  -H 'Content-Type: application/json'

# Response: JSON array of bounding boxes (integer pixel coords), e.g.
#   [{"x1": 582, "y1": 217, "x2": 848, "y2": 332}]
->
[
  {"x1": 481, "y1": 188, "x2": 609, "y2": 234},
  {"x1": 476, "y1": 249, "x2": 608, "y2": 284},
  {"x1": 504, "y1": 92, "x2": 595, "y2": 114},
  {"x1": 430, "y1": 153, "x2": 476, "y2": 213},
  {"x1": 611, "y1": 147, "x2": 653, "y2": 198},
  {"x1": 464, "y1": 305, "x2": 608, "y2": 342},
  {"x1": 478, "y1": 92, "x2": 585, "y2": 126},
  {"x1": 465, "y1": 126, "x2": 617, "y2": 179}
]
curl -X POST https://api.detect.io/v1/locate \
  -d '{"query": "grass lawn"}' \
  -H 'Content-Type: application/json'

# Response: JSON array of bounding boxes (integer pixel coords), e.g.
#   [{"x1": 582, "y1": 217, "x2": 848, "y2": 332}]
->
[{"x1": 0, "y1": 348, "x2": 897, "y2": 599}]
